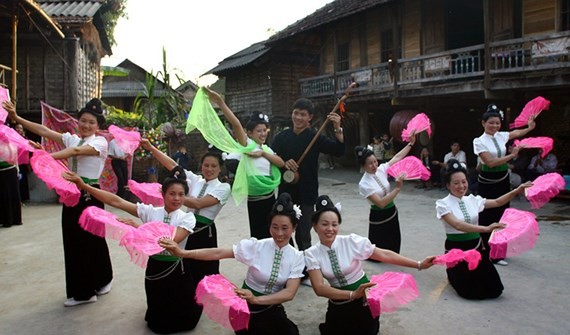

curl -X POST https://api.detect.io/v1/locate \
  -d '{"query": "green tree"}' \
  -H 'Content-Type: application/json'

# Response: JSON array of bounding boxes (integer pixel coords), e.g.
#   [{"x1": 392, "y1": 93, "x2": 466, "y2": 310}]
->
[{"x1": 99, "y1": 0, "x2": 128, "y2": 46}]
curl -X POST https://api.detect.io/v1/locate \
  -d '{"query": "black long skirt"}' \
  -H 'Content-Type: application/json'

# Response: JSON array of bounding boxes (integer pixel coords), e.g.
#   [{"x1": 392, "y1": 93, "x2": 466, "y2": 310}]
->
[
  {"x1": 368, "y1": 205, "x2": 401, "y2": 253},
  {"x1": 319, "y1": 298, "x2": 379, "y2": 335},
  {"x1": 183, "y1": 222, "x2": 220, "y2": 327},
  {"x1": 235, "y1": 304, "x2": 299, "y2": 335},
  {"x1": 247, "y1": 193, "x2": 275, "y2": 239},
  {"x1": 145, "y1": 257, "x2": 201, "y2": 334},
  {"x1": 0, "y1": 166, "x2": 21, "y2": 227},
  {"x1": 445, "y1": 238, "x2": 504, "y2": 300},
  {"x1": 478, "y1": 170, "x2": 510, "y2": 245},
  {"x1": 61, "y1": 188, "x2": 113, "y2": 300}
]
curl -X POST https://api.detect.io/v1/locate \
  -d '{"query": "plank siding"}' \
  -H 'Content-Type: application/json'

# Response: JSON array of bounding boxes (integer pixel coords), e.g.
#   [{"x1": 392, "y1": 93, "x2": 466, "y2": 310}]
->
[
  {"x1": 366, "y1": 10, "x2": 381, "y2": 65},
  {"x1": 403, "y1": 0, "x2": 421, "y2": 58},
  {"x1": 490, "y1": 0, "x2": 515, "y2": 40},
  {"x1": 524, "y1": 0, "x2": 556, "y2": 35},
  {"x1": 422, "y1": 0, "x2": 446, "y2": 53}
]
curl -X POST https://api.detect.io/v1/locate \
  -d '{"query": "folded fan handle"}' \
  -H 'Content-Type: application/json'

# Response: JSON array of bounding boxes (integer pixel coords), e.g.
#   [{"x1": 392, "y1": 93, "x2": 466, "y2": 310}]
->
[{"x1": 296, "y1": 82, "x2": 358, "y2": 167}]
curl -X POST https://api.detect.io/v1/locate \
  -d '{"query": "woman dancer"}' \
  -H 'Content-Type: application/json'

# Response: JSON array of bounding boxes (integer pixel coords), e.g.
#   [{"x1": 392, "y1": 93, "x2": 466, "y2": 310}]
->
[
  {"x1": 473, "y1": 104, "x2": 534, "y2": 265},
  {"x1": 435, "y1": 160, "x2": 532, "y2": 299},
  {"x1": 161, "y1": 193, "x2": 304, "y2": 335},
  {"x1": 141, "y1": 139, "x2": 230, "y2": 325},
  {"x1": 65, "y1": 168, "x2": 197, "y2": 333},
  {"x1": 305, "y1": 195, "x2": 434, "y2": 335},
  {"x1": 355, "y1": 134, "x2": 416, "y2": 254},
  {"x1": 5, "y1": 99, "x2": 112, "y2": 306},
  {"x1": 205, "y1": 87, "x2": 285, "y2": 239}
]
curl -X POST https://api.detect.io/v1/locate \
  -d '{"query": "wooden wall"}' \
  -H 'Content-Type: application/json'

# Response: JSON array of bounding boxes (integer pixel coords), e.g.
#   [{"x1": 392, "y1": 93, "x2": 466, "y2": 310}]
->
[
  {"x1": 403, "y1": 0, "x2": 421, "y2": 58},
  {"x1": 523, "y1": 0, "x2": 556, "y2": 35}
]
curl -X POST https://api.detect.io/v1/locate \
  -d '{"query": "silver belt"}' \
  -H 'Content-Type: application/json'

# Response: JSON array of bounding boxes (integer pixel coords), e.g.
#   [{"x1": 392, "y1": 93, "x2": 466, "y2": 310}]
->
[{"x1": 369, "y1": 208, "x2": 398, "y2": 225}]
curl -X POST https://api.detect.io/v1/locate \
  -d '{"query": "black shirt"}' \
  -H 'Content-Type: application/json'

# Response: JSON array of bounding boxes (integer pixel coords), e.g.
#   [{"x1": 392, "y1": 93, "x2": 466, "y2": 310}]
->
[{"x1": 271, "y1": 128, "x2": 345, "y2": 205}]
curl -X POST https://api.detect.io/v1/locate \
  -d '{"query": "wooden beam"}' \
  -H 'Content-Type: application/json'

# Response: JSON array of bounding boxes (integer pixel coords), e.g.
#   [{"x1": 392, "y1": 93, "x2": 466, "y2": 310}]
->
[{"x1": 12, "y1": 0, "x2": 17, "y2": 102}]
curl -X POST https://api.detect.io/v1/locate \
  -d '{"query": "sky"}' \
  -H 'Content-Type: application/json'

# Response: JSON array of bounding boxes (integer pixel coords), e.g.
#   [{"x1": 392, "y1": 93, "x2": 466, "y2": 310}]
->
[{"x1": 101, "y1": 0, "x2": 334, "y2": 87}]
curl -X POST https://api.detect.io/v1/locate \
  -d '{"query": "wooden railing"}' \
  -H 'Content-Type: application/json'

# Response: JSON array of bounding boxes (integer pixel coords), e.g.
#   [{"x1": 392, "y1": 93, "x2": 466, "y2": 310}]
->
[{"x1": 299, "y1": 31, "x2": 570, "y2": 97}]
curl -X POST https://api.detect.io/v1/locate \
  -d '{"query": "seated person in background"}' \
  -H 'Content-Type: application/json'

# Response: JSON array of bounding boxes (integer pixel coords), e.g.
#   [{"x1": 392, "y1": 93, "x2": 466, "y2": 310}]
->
[
  {"x1": 417, "y1": 147, "x2": 439, "y2": 189},
  {"x1": 380, "y1": 133, "x2": 395, "y2": 163},
  {"x1": 526, "y1": 150, "x2": 558, "y2": 180},
  {"x1": 371, "y1": 135, "x2": 385, "y2": 163},
  {"x1": 433, "y1": 141, "x2": 467, "y2": 189}
]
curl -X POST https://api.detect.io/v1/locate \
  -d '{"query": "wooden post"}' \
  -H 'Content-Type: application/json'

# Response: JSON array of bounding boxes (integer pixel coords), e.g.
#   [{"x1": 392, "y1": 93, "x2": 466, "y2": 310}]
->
[
  {"x1": 12, "y1": 1, "x2": 18, "y2": 102},
  {"x1": 483, "y1": 0, "x2": 492, "y2": 97}
]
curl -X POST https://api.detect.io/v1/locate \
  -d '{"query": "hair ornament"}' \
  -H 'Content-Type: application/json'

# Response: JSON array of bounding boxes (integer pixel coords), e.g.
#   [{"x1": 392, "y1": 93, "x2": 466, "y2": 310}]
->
[
  {"x1": 293, "y1": 204, "x2": 302, "y2": 219},
  {"x1": 321, "y1": 199, "x2": 328, "y2": 206},
  {"x1": 452, "y1": 162, "x2": 460, "y2": 169},
  {"x1": 276, "y1": 204, "x2": 284, "y2": 212},
  {"x1": 334, "y1": 202, "x2": 342, "y2": 213}
]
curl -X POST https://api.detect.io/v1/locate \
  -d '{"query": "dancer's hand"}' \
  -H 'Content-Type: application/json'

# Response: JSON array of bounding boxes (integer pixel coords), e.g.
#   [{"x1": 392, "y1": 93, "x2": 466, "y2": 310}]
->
[
  {"x1": 419, "y1": 256, "x2": 436, "y2": 270},
  {"x1": 352, "y1": 282, "x2": 376, "y2": 300},
  {"x1": 204, "y1": 86, "x2": 224, "y2": 106},
  {"x1": 234, "y1": 288, "x2": 256, "y2": 303},
  {"x1": 487, "y1": 222, "x2": 506, "y2": 233},
  {"x1": 284, "y1": 159, "x2": 298, "y2": 172},
  {"x1": 158, "y1": 238, "x2": 184, "y2": 257},
  {"x1": 62, "y1": 171, "x2": 83, "y2": 186},
  {"x1": 2, "y1": 100, "x2": 17, "y2": 120}
]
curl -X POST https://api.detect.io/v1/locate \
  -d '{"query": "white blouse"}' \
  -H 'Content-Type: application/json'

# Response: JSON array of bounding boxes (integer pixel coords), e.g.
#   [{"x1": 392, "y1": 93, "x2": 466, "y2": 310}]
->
[
  {"x1": 184, "y1": 169, "x2": 231, "y2": 220},
  {"x1": 234, "y1": 238, "x2": 305, "y2": 294},
  {"x1": 136, "y1": 203, "x2": 196, "y2": 250},
  {"x1": 305, "y1": 234, "x2": 375, "y2": 288},
  {"x1": 358, "y1": 163, "x2": 391, "y2": 200},
  {"x1": 245, "y1": 138, "x2": 274, "y2": 176},
  {"x1": 473, "y1": 132, "x2": 509, "y2": 159},
  {"x1": 62, "y1": 133, "x2": 108, "y2": 179},
  {"x1": 435, "y1": 194, "x2": 486, "y2": 235}
]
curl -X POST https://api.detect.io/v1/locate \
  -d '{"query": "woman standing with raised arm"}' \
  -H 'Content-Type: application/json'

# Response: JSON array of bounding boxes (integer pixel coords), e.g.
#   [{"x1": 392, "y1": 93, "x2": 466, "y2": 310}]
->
[
  {"x1": 305, "y1": 195, "x2": 434, "y2": 335},
  {"x1": 205, "y1": 87, "x2": 285, "y2": 239},
  {"x1": 355, "y1": 134, "x2": 416, "y2": 254},
  {"x1": 161, "y1": 193, "x2": 304, "y2": 335},
  {"x1": 473, "y1": 104, "x2": 534, "y2": 265},
  {"x1": 435, "y1": 160, "x2": 532, "y2": 299},
  {"x1": 4, "y1": 99, "x2": 112, "y2": 307},
  {"x1": 64, "y1": 168, "x2": 198, "y2": 333}
]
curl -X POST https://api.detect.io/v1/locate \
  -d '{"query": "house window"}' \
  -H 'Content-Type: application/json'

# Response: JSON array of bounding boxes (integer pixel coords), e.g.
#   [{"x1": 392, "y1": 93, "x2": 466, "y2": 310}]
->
[
  {"x1": 381, "y1": 29, "x2": 394, "y2": 63},
  {"x1": 337, "y1": 43, "x2": 349, "y2": 72},
  {"x1": 562, "y1": 0, "x2": 570, "y2": 31}
]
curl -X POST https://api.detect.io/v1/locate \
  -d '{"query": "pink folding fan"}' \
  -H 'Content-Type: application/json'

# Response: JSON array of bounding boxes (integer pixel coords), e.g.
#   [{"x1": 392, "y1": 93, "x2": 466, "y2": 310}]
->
[
  {"x1": 30, "y1": 150, "x2": 81, "y2": 207},
  {"x1": 78, "y1": 206, "x2": 136, "y2": 241},
  {"x1": 366, "y1": 272, "x2": 419, "y2": 318},
  {"x1": 512, "y1": 137, "x2": 554, "y2": 158},
  {"x1": 127, "y1": 179, "x2": 163, "y2": 206},
  {"x1": 489, "y1": 208, "x2": 540, "y2": 259},
  {"x1": 510, "y1": 96, "x2": 550, "y2": 129},
  {"x1": 108, "y1": 125, "x2": 141, "y2": 155},
  {"x1": 387, "y1": 156, "x2": 431, "y2": 181},
  {"x1": 401, "y1": 113, "x2": 432, "y2": 142},
  {"x1": 433, "y1": 248, "x2": 481, "y2": 270},
  {"x1": 525, "y1": 173, "x2": 565, "y2": 209}
]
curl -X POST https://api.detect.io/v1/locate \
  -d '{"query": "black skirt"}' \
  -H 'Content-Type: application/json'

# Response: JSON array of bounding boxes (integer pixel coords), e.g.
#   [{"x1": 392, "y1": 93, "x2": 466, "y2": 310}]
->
[
  {"x1": 444, "y1": 238, "x2": 504, "y2": 300},
  {"x1": 368, "y1": 205, "x2": 401, "y2": 253},
  {"x1": 0, "y1": 166, "x2": 21, "y2": 227},
  {"x1": 145, "y1": 257, "x2": 201, "y2": 334},
  {"x1": 247, "y1": 193, "x2": 275, "y2": 239},
  {"x1": 319, "y1": 298, "x2": 379, "y2": 335},
  {"x1": 235, "y1": 304, "x2": 299, "y2": 335},
  {"x1": 478, "y1": 170, "x2": 510, "y2": 245},
  {"x1": 61, "y1": 188, "x2": 113, "y2": 300}
]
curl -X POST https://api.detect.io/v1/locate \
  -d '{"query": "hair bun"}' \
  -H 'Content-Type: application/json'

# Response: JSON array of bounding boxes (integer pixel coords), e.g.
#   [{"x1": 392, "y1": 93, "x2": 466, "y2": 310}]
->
[
  {"x1": 170, "y1": 165, "x2": 187, "y2": 181},
  {"x1": 84, "y1": 98, "x2": 103, "y2": 115},
  {"x1": 315, "y1": 195, "x2": 334, "y2": 211},
  {"x1": 250, "y1": 112, "x2": 269, "y2": 123}
]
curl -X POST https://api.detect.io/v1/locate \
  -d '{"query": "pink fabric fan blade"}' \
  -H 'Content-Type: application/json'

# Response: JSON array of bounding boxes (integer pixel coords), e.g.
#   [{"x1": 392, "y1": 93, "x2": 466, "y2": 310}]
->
[
  {"x1": 434, "y1": 249, "x2": 481, "y2": 270},
  {"x1": 489, "y1": 208, "x2": 539, "y2": 259},
  {"x1": 0, "y1": 141, "x2": 18, "y2": 165},
  {"x1": 108, "y1": 125, "x2": 141, "y2": 155},
  {"x1": 366, "y1": 272, "x2": 419, "y2": 318},
  {"x1": 401, "y1": 113, "x2": 432, "y2": 142},
  {"x1": 120, "y1": 235, "x2": 149, "y2": 269},
  {"x1": 513, "y1": 137, "x2": 553, "y2": 157},
  {"x1": 196, "y1": 274, "x2": 250, "y2": 331},
  {"x1": 525, "y1": 173, "x2": 565, "y2": 209},
  {"x1": 121, "y1": 221, "x2": 175, "y2": 256},
  {"x1": 0, "y1": 124, "x2": 35, "y2": 153},
  {"x1": 387, "y1": 156, "x2": 431, "y2": 181},
  {"x1": 30, "y1": 150, "x2": 81, "y2": 207},
  {"x1": 0, "y1": 87, "x2": 9, "y2": 124},
  {"x1": 79, "y1": 206, "x2": 136, "y2": 241},
  {"x1": 128, "y1": 180, "x2": 164, "y2": 206},
  {"x1": 510, "y1": 96, "x2": 550, "y2": 129}
]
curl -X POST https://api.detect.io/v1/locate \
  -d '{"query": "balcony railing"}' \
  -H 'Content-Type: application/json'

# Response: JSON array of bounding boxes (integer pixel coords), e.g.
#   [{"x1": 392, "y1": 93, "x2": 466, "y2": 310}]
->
[{"x1": 299, "y1": 31, "x2": 570, "y2": 97}]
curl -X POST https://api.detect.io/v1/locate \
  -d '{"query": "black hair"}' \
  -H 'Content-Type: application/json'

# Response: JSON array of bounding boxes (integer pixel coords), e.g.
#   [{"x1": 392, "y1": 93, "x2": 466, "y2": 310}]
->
[
  {"x1": 292, "y1": 98, "x2": 315, "y2": 115},
  {"x1": 245, "y1": 112, "x2": 269, "y2": 132},
  {"x1": 482, "y1": 103, "x2": 503, "y2": 122},
  {"x1": 354, "y1": 146, "x2": 375, "y2": 166},
  {"x1": 161, "y1": 166, "x2": 189, "y2": 195},
  {"x1": 269, "y1": 192, "x2": 299, "y2": 227},
  {"x1": 443, "y1": 159, "x2": 468, "y2": 185},
  {"x1": 200, "y1": 149, "x2": 224, "y2": 167},
  {"x1": 311, "y1": 195, "x2": 342, "y2": 224},
  {"x1": 77, "y1": 98, "x2": 105, "y2": 126}
]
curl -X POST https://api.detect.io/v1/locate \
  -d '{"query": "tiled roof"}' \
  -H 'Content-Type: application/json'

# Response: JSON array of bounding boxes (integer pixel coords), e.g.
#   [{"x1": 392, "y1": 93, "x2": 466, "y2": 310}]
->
[
  {"x1": 37, "y1": 0, "x2": 102, "y2": 18},
  {"x1": 268, "y1": 0, "x2": 391, "y2": 43},
  {"x1": 205, "y1": 42, "x2": 270, "y2": 75}
]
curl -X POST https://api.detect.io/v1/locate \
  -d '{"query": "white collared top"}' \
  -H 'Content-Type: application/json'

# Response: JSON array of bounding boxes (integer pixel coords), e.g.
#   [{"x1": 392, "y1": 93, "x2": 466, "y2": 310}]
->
[
  {"x1": 183, "y1": 169, "x2": 231, "y2": 220},
  {"x1": 304, "y1": 234, "x2": 375, "y2": 288},
  {"x1": 358, "y1": 163, "x2": 391, "y2": 200},
  {"x1": 473, "y1": 131, "x2": 509, "y2": 158},
  {"x1": 245, "y1": 138, "x2": 274, "y2": 176},
  {"x1": 435, "y1": 194, "x2": 486, "y2": 234},
  {"x1": 234, "y1": 237, "x2": 305, "y2": 294},
  {"x1": 62, "y1": 133, "x2": 108, "y2": 179}
]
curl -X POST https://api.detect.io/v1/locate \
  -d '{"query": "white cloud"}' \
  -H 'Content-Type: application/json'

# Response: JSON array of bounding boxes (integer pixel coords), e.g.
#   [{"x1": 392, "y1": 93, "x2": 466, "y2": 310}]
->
[{"x1": 102, "y1": 0, "x2": 333, "y2": 85}]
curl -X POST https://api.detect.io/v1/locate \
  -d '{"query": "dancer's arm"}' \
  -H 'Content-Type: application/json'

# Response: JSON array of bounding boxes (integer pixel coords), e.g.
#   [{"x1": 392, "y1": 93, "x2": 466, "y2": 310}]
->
[
  {"x1": 140, "y1": 138, "x2": 177, "y2": 171},
  {"x1": 3, "y1": 101, "x2": 63, "y2": 144},
  {"x1": 204, "y1": 87, "x2": 247, "y2": 146}
]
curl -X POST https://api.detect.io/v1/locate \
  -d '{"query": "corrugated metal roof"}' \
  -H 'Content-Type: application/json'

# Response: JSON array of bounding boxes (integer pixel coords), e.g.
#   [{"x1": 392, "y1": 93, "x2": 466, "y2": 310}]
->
[
  {"x1": 205, "y1": 42, "x2": 270, "y2": 75},
  {"x1": 37, "y1": 0, "x2": 102, "y2": 18}
]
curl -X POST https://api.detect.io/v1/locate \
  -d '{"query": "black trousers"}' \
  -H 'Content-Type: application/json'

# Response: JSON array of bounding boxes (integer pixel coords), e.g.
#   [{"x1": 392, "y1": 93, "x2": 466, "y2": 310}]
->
[
  {"x1": 368, "y1": 205, "x2": 401, "y2": 254},
  {"x1": 0, "y1": 166, "x2": 21, "y2": 227},
  {"x1": 247, "y1": 193, "x2": 275, "y2": 239}
]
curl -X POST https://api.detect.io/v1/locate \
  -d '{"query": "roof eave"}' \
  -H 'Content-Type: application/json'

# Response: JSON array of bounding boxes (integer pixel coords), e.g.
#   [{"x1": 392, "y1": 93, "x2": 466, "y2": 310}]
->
[{"x1": 21, "y1": 0, "x2": 65, "y2": 39}]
